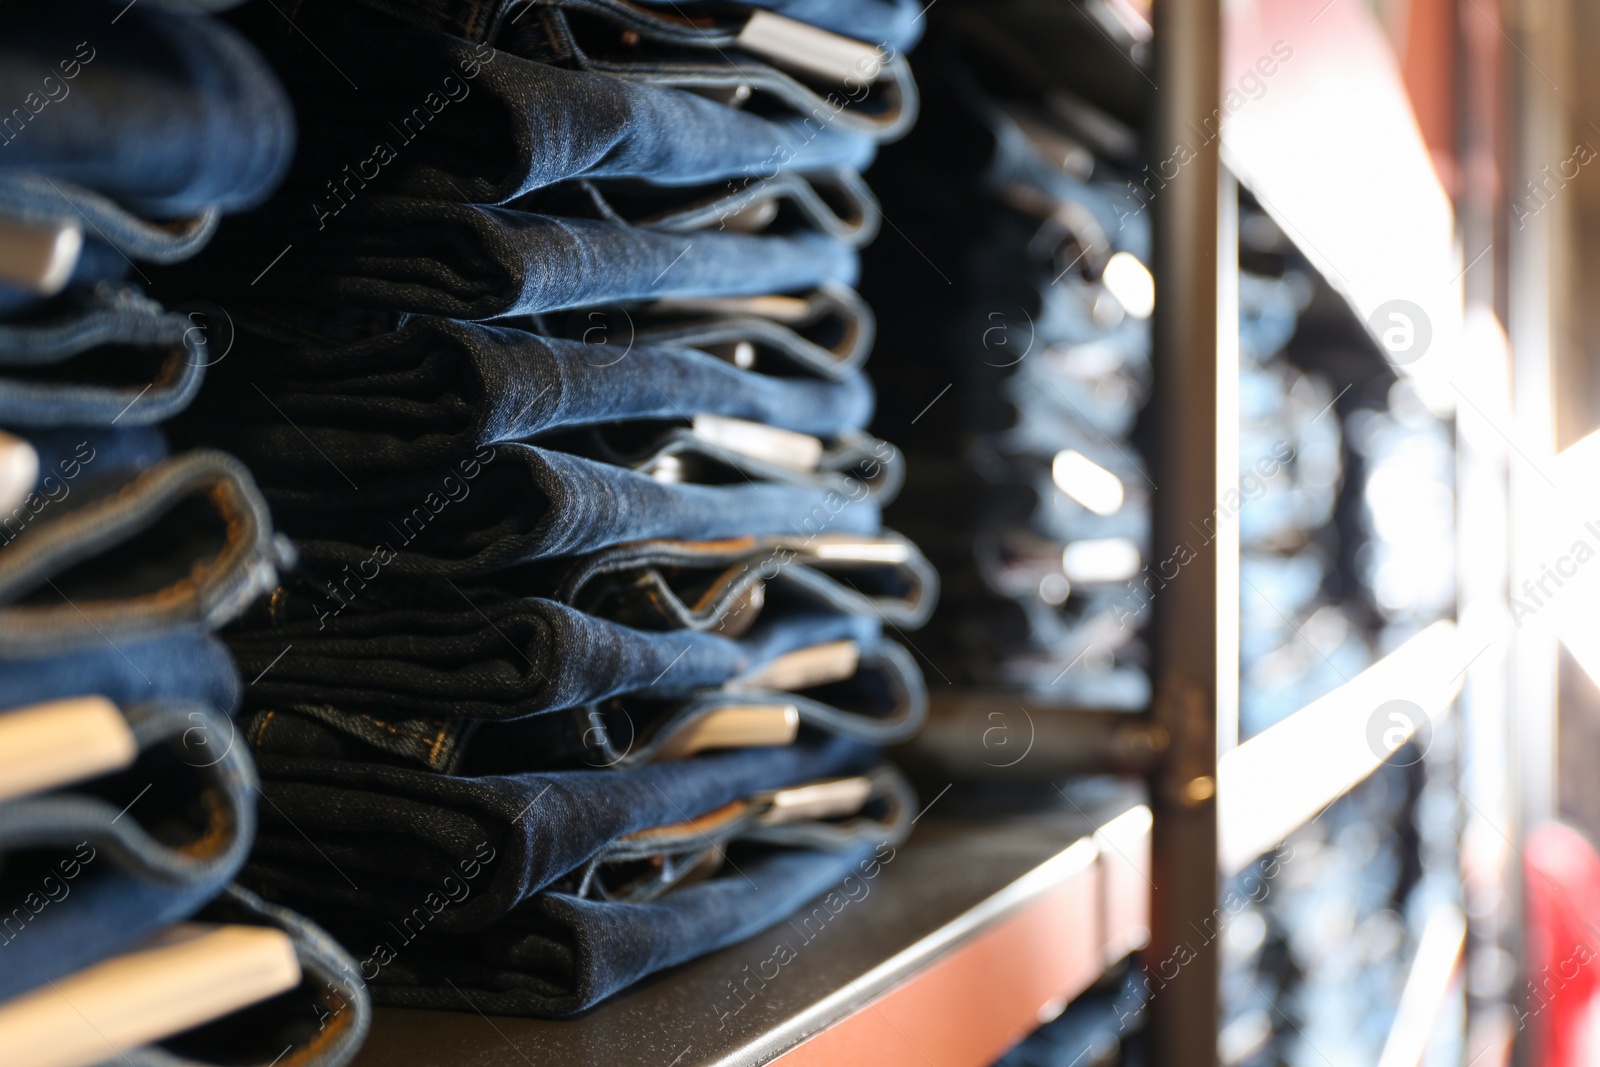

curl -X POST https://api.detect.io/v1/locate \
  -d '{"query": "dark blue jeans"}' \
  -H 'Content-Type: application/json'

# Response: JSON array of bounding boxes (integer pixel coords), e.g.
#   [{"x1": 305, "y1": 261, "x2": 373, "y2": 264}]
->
[
  {"x1": 551, "y1": 529, "x2": 935, "y2": 631},
  {"x1": 302, "y1": 837, "x2": 895, "y2": 1017},
  {"x1": 228, "y1": 196, "x2": 860, "y2": 321},
  {"x1": 234, "y1": 609, "x2": 922, "y2": 772},
  {"x1": 0, "y1": 0, "x2": 293, "y2": 216},
  {"x1": 0, "y1": 450, "x2": 293, "y2": 656},
  {"x1": 229, "y1": 2, "x2": 877, "y2": 206},
  {"x1": 262, "y1": 442, "x2": 882, "y2": 579},
  {"x1": 230, "y1": 596, "x2": 877, "y2": 724},
  {"x1": 348, "y1": 0, "x2": 924, "y2": 57},
  {"x1": 243, "y1": 734, "x2": 877, "y2": 931},
  {"x1": 114, "y1": 884, "x2": 371, "y2": 1067},
  {"x1": 0, "y1": 630, "x2": 241, "y2": 712},
  {"x1": 196, "y1": 315, "x2": 874, "y2": 485},
  {"x1": 0, "y1": 284, "x2": 207, "y2": 428},
  {"x1": 0, "y1": 700, "x2": 256, "y2": 1002}
]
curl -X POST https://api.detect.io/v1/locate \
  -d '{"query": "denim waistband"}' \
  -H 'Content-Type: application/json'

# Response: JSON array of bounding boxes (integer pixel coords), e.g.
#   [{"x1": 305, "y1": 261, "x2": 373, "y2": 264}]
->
[
  {"x1": 0, "y1": 174, "x2": 219, "y2": 265},
  {"x1": 0, "y1": 450, "x2": 293, "y2": 656},
  {"x1": 102, "y1": 884, "x2": 372, "y2": 1067},
  {"x1": 0, "y1": 631, "x2": 241, "y2": 713},
  {"x1": 243, "y1": 733, "x2": 876, "y2": 932},
  {"x1": 0, "y1": 0, "x2": 294, "y2": 216},
  {"x1": 265, "y1": 442, "x2": 882, "y2": 578},
  {"x1": 556, "y1": 529, "x2": 936, "y2": 630},
  {"x1": 237, "y1": 3, "x2": 877, "y2": 205},
  {"x1": 228, "y1": 197, "x2": 860, "y2": 321},
  {"x1": 197, "y1": 315, "x2": 875, "y2": 484},
  {"x1": 0, "y1": 285, "x2": 207, "y2": 428}
]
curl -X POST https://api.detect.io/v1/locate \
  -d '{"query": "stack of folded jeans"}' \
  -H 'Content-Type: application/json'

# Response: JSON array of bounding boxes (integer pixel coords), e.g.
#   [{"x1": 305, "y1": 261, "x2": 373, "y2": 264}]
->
[
  {"x1": 0, "y1": 3, "x2": 371, "y2": 1065},
  {"x1": 163, "y1": 0, "x2": 932, "y2": 1016},
  {"x1": 865, "y1": 11, "x2": 1154, "y2": 709},
  {"x1": 1235, "y1": 262, "x2": 1372, "y2": 737}
]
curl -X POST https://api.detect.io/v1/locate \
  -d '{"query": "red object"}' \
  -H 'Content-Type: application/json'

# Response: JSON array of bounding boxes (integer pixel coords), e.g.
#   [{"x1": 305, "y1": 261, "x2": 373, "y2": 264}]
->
[{"x1": 1524, "y1": 822, "x2": 1600, "y2": 1067}]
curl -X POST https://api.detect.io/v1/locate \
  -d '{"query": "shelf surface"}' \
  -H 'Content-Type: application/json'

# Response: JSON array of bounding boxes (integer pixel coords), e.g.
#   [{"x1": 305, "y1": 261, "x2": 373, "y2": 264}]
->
[{"x1": 349, "y1": 786, "x2": 1146, "y2": 1067}]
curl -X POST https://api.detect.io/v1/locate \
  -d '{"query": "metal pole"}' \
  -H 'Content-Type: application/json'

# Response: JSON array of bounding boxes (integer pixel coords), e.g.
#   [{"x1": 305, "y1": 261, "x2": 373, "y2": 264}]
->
[{"x1": 1147, "y1": 0, "x2": 1230, "y2": 1062}]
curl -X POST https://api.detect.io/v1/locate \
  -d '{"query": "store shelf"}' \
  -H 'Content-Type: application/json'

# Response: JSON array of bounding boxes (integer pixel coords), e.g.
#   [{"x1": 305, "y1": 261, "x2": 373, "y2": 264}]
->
[
  {"x1": 893, "y1": 694, "x2": 1167, "y2": 781},
  {"x1": 1217, "y1": 620, "x2": 1465, "y2": 874},
  {"x1": 350, "y1": 789, "x2": 1149, "y2": 1067}
]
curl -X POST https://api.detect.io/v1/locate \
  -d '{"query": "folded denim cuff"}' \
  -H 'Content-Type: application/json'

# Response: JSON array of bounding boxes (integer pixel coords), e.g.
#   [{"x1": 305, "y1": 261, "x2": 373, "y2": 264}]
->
[
  {"x1": 272, "y1": 442, "x2": 881, "y2": 578},
  {"x1": 0, "y1": 174, "x2": 219, "y2": 265},
  {"x1": 618, "y1": 168, "x2": 881, "y2": 247},
  {"x1": 0, "y1": 701, "x2": 256, "y2": 886},
  {"x1": 359, "y1": 835, "x2": 902, "y2": 1016},
  {"x1": 334, "y1": 0, "x2": 924, "y2": 56},
  {"x1": 636, "y1": 282, "x2": 875, "y2": 380},
  {"x1": 253, "y1": 199, "x2": 861, "y2": 321},
  {"x1": 0, "y1": 1, "x2": 294, "y2": 215},
  {"x1": 0, "y1": 632, "x2": 241, "y2": 713},
  {"x1": 246, "y1": 4, "x2": 878, "y2": 204},
  {"x1": 245, "y1": 734, "x2": 877, "y2": 932},
  {"x1": 0, "y1": 287, "x2": 207, "y2": 428},
  {"x1": 103, "y1": 884, "x2": 372, "y2": 1067},
  {"x1": 558, "y1": 529, "x2": 936, "y2": 631},
  {"x1": 590, "y1": 50, "x2": 918, "y2": 142},
  {"x1": 579, "y1": 764, "x2": 912, "y2": 887},
  {"x1": 0, "y1": 450, "x2": 293, "y2": 655},
  {"x1": 203, "y1": 317, "x2": 875, "y2": 481}
]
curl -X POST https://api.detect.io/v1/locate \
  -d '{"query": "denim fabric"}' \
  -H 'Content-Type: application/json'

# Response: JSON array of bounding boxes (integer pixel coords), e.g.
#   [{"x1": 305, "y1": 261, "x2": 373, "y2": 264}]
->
[
  {"x1": 348, "y1": 0, "x2": 925, "y2": 55},
  {"x1": 243, "y1": 734, "x2": 876, "y2": 931},
  {"x1": 21, "y1": 425, "x2": 168, "y2": 501},
  {"x1": 568, "y1": 423, "x2": 900, "y2": 501},
  {"x1": 0, "y1": 631, "x2": 240, "y2": 713},
  {"x1": 232, "y1": 3, "x2": 876, "y2": 206},
  {"x1": 552, "y1": 530, "x2": 936, "y2": 630},
  {"x1": 113, "y1": 885, "x2": 371, "y2": 1067},
  {"x1": 0, "y1": 285, "x2": 206, "y2": 427},
  {"x1": 0, "y1": 450, "x2": 293, "y2": 655},
  {"x1": 227, "y1": 196, "x2": 859, "y2": 321},
  {"x1": 485, "y1": 7, "x2": 917, "y2": 141},
  {"x1": 313, "y1": 838, "x2": 892, "y2": 1017},
  {"x1": 265, "y1": 442, "x2": 881, "y2": 579},
  {"x1": 995, "y1": 967, "x2": 1147, "y2": 1067},
  {"x1": 573, "y1": 764, "x2": 911, "y2": 901},
  {"x1": 554, "y1": 635, "x2": 926, "y2": 769},
  {"x1": 634, "y1": 283, "x2": 875, "y2": 380},
  {"x1": 0, "y1": 0, "x2": 293, "y2": 216},
  {"x1": 233, "y1": 615, "x2": 920, "y2": 774},
  {"x1": 230, "y1": 596, "x2": 878, "y2": 723},
  {"x1": 197, "y1": 316, "x2": 874, "y2": 483},
  {"x1": 0, "y1": 174, "x2": 220, "y2": 265},
  {"x1": 0, "y1": 700, "x2": 256, "y2": 1002},
  {"x1": 573, "y1": 167, "x2": 880, "y2": 246}
]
